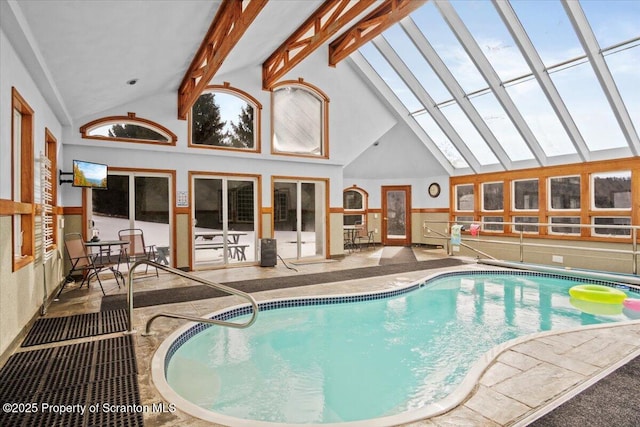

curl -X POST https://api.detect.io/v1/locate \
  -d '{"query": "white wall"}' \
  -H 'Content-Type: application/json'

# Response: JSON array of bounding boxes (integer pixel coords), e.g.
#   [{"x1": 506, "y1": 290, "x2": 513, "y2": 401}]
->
[
  {"x1": 61, "y1": 144, "x2": 345, "y2": 207},
  {"x1": 62, "y1": 47, "x2": 401, "y2": 209},
  {"x1": 347, "y1": 177, "x2": 450, "y2": 210},
  {"x1": 0, "y1": 28, "x2": 63, "y2": 200},
  {"x1": 343, "y1": 122, "x2": 450, "y2": 209},
  {"x1": 0, "y1": 27, "x2": 65, "y2": 357}
]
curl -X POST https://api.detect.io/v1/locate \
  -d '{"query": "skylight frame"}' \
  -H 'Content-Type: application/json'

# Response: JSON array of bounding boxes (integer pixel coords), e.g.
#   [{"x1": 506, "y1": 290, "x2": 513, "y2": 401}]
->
[
  {"x1": 361, "y1": 40, "x2": 477, "y2": 170},
  {"x1": 398, "y1": 18, "x2": 509, "y2": 169},
  {"x1": 493, "y1": 0, "x2": 589, "y2": 161},
  {"x1": 562, "y1": 0, "x2": 640, "y2": 155},
  {"x1": 350, "y1": 0, "x2": 640, "y2": 176},
  {"x1": 548, "y1": 60, "x2": 628, "y2": 153},
  {"x1": 435, "y1": 0, "x2": 547, "y2": 165},
  {"x1": 369, "y1": 36, "x2": 486, "y2": 171},
  {"x1": 350, "y1": 50, "x2": 459, "y2": 174}
]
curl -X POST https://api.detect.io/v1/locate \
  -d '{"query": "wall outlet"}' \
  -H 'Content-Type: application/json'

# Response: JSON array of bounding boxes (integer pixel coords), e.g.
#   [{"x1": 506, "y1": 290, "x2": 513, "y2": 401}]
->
[{"x1": 552, "y1": 255, "x2": 563, "y2": 263}]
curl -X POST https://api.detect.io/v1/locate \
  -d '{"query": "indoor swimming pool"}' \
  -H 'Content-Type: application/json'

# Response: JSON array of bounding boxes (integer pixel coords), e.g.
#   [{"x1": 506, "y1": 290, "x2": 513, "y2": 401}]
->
[{"x1": 154, "y1": 270, "x2": 639, "y2": 426}]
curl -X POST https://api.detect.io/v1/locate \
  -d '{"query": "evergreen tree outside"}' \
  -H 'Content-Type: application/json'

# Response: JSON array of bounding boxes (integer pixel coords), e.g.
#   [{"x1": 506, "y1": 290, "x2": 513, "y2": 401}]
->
[
  {"x1": 108, "y1": 124, "x2": 167, "y2": 141},
  {"x1": 227, "y1": 104, "x2": 254, "y2": 148},
  {"x1": 192, "y1": 93, "x2": 227, "y2": 145}
]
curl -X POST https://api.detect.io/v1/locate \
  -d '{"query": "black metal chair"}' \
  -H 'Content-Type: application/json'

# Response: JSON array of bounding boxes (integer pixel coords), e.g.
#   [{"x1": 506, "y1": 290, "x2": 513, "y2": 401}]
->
[
  {"x1": 118, "y1": 228, "x2": 158, "y2": 276},
  {"x1": 57, "y1": 233, "x2": 105, "y2": 297}
]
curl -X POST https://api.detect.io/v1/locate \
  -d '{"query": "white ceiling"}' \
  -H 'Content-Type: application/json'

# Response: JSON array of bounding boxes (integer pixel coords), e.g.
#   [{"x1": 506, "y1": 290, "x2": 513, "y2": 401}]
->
[
  {"x1": 13, "y1": 0, "x2": 221, "y2": 122},
  {"x1": 8, "y1": 0, "x2": 328, "y2": 125},
  {"x1": 217, "y1": 0, "x2": 324, "y2": 77}
]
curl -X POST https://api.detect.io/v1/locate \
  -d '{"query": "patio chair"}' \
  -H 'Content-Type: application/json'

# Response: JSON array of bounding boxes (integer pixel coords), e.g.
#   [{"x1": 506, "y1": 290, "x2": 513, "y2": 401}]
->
[
  {"x1": 354, "y1": 222, "x2": 374, "y2": 250},
  {"x1": 57, "y1": 233, "x2": 105, "y2": 297},
  {"x1": 118, "y1": 228, "x2": 158, "y2": 277},
  {"x1": 344, "y1": 229, "x2": 355, "y2": 253}
]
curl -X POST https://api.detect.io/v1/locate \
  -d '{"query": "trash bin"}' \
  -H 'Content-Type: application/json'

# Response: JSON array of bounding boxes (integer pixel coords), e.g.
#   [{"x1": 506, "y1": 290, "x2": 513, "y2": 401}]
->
[{"x1": 260, "y1": 238, "x2": 277, "y2": 267}]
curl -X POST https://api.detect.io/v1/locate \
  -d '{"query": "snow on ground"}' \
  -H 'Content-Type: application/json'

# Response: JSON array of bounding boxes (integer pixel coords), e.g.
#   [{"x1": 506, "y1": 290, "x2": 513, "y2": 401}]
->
[{"x1": 91, "y1": 214, "x2": 322, "y2": 265}]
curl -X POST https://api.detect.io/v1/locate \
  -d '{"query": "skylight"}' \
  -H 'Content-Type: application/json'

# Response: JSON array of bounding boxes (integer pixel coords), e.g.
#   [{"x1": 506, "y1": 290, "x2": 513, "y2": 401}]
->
[
  {"x1": 359, "y1": 43, "x2": 422, "y2": 113},
  {"x1": 449, "y1": 0, "x2": 530, "y2": 83},
  {"x1": 352, "y1": 0, "x2": 640, "y2": 174}
]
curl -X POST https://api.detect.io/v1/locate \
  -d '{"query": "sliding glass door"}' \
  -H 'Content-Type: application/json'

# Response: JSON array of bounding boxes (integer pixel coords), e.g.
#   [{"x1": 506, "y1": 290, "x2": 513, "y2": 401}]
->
[
  {"x1": 273, "y1": 179, "x2": 325, "y2": 260},
  {"x1": 192, "y1": 175, "x2": 257, "y2": 268},
  {"x1": 91, "y1": 171, "x2": 172, "y2": 266}
]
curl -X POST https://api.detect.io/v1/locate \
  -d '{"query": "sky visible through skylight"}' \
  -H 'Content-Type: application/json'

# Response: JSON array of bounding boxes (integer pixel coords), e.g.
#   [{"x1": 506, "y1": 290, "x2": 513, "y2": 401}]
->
[{"x1": 357, "y1": 0, "x2": 640, "y2": 172}]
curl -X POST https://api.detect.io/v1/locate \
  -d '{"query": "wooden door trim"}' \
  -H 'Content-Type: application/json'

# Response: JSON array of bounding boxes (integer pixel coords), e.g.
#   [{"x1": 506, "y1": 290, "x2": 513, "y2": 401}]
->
[{"x1": 381, "y1": 185, "x2": 412, "y2": 246}]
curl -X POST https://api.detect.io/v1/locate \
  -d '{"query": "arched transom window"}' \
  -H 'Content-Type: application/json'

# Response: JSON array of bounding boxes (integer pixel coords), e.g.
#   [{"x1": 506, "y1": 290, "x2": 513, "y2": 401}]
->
[
  {"x1": 272, "y1": 79, "x2": 329, "y2": 158},
  {"x1": 189, "y1": 83, "x2": 261, "y2": 152},
  {"x1": 80, "y1": 112, "x2": 177, "y2": 145}
]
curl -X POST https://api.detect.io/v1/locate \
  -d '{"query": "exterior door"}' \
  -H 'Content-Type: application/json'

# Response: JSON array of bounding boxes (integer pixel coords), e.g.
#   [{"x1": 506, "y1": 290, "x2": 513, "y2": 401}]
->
[
  {"x1": 273, "y1": 179, "x2": 326, "y2": 260},
  {"x1": 382, "y1": 185, "x2": 411, "y2": 246},
  {"x1": 90, "y1": 171, "x2": 172, "y2": 266},
  {"x1": 192, "y1": 175, "x2": 258, "y2": 268}
]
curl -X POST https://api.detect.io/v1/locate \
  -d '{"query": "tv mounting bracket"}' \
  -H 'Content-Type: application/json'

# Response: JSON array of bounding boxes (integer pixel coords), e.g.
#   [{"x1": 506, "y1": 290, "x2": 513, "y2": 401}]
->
[{"x1": 59, "y1": 170, "x2": 73, "y2": 184}]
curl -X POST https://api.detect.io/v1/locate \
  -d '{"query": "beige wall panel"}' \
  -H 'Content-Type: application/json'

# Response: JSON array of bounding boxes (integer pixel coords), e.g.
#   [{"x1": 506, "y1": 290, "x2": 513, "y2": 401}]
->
[
  {"x1": 365, "y1": 212, "x2": 382, "y2": 244},
  {"x1": 413, "y1": 212, "x2": 450, "y2": 246},
  {"x1": 330, "y1": 212, "x2": 345, "y2": 257},
  {"x1": 453, "y1": 235, "x2": 636, "y2": 274},
  {"x1": 0, "y1": 216, "x2": 64, "y2": 360},
  {"x1": 175, "y1": 213, "x2": 190, "y2": 269},
  {"x1": 262, "y1": 213, "x2": 272, "y2": 239}
]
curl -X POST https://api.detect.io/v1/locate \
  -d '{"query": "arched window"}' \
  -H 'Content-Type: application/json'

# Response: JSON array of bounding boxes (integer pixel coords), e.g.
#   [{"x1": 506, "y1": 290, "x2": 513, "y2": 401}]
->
[
  {"x1": 343, "y1": 186, "x2": 368, "y2": 225},
  {"x1": 80, "y1": 113, "x2": 177, "y2": 145},
  {"x1": 271, "y1": 79, "x2": 329, "y2": 158},
  {"x1": 189, "y1": 83, "x2": 261, "y2": 152}
]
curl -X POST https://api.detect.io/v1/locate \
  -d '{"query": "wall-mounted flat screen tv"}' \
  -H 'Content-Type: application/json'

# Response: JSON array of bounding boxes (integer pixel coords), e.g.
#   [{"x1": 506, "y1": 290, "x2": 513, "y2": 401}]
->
[{"x1": 72, "y1": 160, "x2": 108, "y2": 189}]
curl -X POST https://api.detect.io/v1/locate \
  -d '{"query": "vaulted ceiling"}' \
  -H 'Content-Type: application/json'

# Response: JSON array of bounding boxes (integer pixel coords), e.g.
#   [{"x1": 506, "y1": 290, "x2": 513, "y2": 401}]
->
[{"x1": 4, "y1": 0, "x2": 639, "y2": 177}]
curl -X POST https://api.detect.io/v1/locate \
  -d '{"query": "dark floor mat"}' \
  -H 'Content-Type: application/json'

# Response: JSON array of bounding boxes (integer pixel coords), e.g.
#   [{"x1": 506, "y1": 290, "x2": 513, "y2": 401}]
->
[
  {"x1": 527, "y1": 354, "x2": 640, "y2": 427},
  {"x1": 0, "y1": 335, "x2": 142, "y2": 427},
  {"x1": 378, "y1": 246, "x2": 418, "y2": 265},
  {"x1": 21, "y1": 309, "x2": 128, "y2": 347},
  {"x1": 101, "y1": 257, "x2": 465, "y2": 311}
]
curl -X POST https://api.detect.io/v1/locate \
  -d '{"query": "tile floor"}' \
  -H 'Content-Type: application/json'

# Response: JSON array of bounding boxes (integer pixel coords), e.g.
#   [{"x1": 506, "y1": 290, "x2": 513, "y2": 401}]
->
[{"x1": 21, "y1": 247, "x2": 640, "y2": 426}]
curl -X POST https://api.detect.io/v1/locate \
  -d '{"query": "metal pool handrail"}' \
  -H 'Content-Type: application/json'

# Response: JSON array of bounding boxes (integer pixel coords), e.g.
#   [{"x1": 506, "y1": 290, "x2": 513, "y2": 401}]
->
[
  {"x1": 423, "y1": 219, "x2": 640, "y2": 274},
  {"x1": 422, "y1": 226, "x2": 497, "y2": 260},
  {"x1": 125, "y1": 259, "x2": 258, "y2": 335}
]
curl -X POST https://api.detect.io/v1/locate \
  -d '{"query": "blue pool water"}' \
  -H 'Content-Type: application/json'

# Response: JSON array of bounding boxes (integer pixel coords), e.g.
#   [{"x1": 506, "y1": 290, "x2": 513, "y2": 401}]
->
[{"x1": 164, "y1": 272, "x2": 637, "y2": 424}]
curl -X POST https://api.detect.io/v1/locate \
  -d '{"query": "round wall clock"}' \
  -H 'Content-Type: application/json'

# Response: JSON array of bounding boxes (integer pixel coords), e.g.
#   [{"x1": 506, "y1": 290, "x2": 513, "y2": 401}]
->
[{"x1": 428, "y1": 182, "x2": 441, "y2": 198}]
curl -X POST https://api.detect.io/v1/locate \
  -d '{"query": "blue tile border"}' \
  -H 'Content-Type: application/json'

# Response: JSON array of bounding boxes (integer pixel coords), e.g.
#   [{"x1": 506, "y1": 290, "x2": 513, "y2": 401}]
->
[{"x1": 163, "y1": 269, "x2": 639, "y2": 374}]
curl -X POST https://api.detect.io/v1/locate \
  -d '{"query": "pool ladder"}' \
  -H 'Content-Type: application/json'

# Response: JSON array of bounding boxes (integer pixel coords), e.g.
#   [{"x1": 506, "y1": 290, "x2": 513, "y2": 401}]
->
[{"x1": 125, "y1": 259, "x2": 259, "y2": 335}]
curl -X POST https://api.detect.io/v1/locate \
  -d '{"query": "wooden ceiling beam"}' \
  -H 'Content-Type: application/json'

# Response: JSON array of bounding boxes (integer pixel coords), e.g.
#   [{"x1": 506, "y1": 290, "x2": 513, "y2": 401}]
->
[
  {"x1": 329, "y1": 0, "x2": 428, "y2": 67},
  {"x1": 262, "y1": 0, "x2": 376, "y2": 90},
  {"x1": 178, "y1": 0, "x2": 268, "y2": 120}
]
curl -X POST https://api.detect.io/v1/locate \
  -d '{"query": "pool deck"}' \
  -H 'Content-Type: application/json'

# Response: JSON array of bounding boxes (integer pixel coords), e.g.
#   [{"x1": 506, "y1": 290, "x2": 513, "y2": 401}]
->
[{"x1": 27, "y1": 247, "x2": 640, "y2": 426}]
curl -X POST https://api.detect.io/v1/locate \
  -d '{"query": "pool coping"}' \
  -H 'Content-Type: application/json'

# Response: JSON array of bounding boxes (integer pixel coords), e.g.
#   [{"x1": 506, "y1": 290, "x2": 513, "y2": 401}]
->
[{"x1": 150, "y1": 269, "x2": 640, "y2": 427}]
